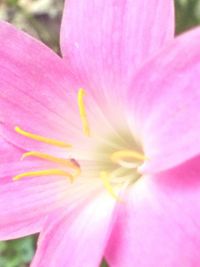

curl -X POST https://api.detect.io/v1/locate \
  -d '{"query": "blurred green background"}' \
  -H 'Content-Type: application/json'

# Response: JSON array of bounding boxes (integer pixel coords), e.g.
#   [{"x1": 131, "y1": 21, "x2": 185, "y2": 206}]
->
[{"x1": 0, "y1": 0, "x2": 199, "y2": 266}]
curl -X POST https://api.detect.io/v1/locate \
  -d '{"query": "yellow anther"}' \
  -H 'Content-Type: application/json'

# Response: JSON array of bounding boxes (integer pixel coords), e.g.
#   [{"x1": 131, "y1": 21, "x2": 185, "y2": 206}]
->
[
  {"x1": 78, "y1": 88, "x2": 90, "y2": 136},
  {"x1": 100, "y1": 171, "x2": 121, "y2": 201},
  {"x1": 13, "y1": 169, "x2": 74, "y2": 182},
  {"x1": 111, "y1": 150, "x2": 146, "y2": 164},
  {"x1": 21, "y1": 151, "x2": 81, "y2": 177},
  {"x1": 22, "y1": 151, "x2": 76, "y2": 169},
  {"x1": 15, "y1": 126, "x2": 71, "y2": 148}
]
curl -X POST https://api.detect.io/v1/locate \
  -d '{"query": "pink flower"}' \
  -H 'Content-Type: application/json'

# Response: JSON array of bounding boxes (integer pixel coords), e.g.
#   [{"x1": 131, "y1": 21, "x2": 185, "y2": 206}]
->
[{"x1": 1, "y1": 0, "x2": 200, "y2": 266}]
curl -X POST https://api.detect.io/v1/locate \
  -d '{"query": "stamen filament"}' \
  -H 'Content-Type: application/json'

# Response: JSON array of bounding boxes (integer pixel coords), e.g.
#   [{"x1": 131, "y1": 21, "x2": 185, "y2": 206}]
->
[
  {"x1": 115, "y1": 160, "x2": 139, "y2": 169},
  {"x1": 100, "y1": 171, "x2": 121, "y2": 201},
  {"x1": 21, "y1": 151, "x2": 81, "y2": 177},
  {"x1": 13, "y1": 169, "x2": 74, "y2": 182},
  {"x1": 78, "y1": 88, "x2": 90, "y2": 136},
  {"x1": 22, "y1": 151, "x2": 77, "y2": 169},
  {"x1": 111, "y1": 149, "x2": 146, "y2": 165},
  {"x1": 15, "y1": 126, "x2": 71, "y2": 148}
]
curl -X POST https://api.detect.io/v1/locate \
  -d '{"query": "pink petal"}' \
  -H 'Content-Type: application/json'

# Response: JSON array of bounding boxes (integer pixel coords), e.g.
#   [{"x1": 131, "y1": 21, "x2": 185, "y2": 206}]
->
[
  {"x1": 106, "y1": 156, "x2": 200, "y2": 266},
  {"x1": 0, "y1": 21, "x2": 83, "y2": 153},
  {"x1": 31, "y1": 193, "x2": 116, "y2": 267},
  {"x1": 0, "y1": 161, "x2": 70, "y2": 240},
  {"x1": 127, "y1": 28, "x2": 200, "y2": 173},
  {"x1": 60, "y1": 0, "x2": 174, "y2": 100},
  {"x1": 0, "y1": 138, "x2": 22, "y2": 163}
]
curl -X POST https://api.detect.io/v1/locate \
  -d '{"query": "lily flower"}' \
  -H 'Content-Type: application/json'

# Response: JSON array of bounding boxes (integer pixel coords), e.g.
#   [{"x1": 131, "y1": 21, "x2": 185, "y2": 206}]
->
[{"x1": 1, "y1": 0, "x2": 200, "y2": 266}]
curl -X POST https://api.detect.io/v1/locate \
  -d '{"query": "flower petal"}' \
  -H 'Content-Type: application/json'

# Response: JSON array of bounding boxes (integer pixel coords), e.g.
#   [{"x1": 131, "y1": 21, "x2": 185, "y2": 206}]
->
[
  {"x1": 0, "y1": 21, "x2": 83, "y2": 153},
  {"x1": 106, "y1": 156, "x2": 200, "y2": 266},
  {"x1": 31, "y1": 192, "x2": 116, "y2": 267},
  {"x1": 127, "y1": 28, "x2": 200, "y2": 173},
  {"x1": 60, "y1": 0, "x2": 174, "y2": 94},
  {"x1": 0, "y1": 138, "x2": 22, "y2": 163},
  {"x1": 0, "y1": 161, "x2": 70, "y2": 240}
]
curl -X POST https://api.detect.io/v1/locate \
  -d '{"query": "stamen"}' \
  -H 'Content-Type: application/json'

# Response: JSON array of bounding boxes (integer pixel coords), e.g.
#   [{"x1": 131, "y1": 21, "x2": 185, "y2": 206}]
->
[
  {"x1": 15, "y1": 126, "x2": 71, "y2": 148},
  {"x1": 115, "y1": 160, "x2": 138, "y2": 169},
  {"x1": 100, "y1": 171, "x2": 121, "y2": 201},
  {"x1": 21, "y1": 151, "x2": 81, "y2": 177},
  {"x1": 111, "y1": 149, "x2": 146, "y2": 168},
  {"x1": 13, "y1": 169, "x2": 74, "y2": 182},
  {"x1": 78, "y1": 88, "x2": 90, "y2": 136}
]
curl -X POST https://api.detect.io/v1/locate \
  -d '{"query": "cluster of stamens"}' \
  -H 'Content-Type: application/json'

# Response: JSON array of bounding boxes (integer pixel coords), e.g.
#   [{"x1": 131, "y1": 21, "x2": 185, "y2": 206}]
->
[{"x1": 14, "y1": 88, "x2": 146, "y2": 200}]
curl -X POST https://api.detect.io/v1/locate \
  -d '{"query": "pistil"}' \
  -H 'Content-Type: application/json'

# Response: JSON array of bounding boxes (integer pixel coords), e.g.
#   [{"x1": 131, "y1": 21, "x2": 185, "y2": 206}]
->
[{"x1": 111, "y1": 149, "x2": 146, "y2": 168}]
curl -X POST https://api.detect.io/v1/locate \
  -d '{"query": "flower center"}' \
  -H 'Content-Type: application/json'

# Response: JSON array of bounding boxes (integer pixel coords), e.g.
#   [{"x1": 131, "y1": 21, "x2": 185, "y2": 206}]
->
[
  {"x1": 13, "y1": 88, "x2": 145, "y2": 200},
  {"x1": 99, "y1": 148, "x2": 145, "y2": 200}
]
